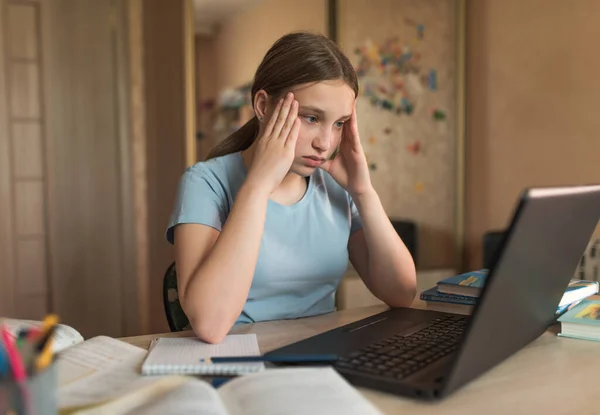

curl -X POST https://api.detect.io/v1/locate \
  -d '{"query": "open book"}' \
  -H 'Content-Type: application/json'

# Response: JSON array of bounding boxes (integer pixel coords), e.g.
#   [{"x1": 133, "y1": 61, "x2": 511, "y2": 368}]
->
[
  {"x1": 57, "y1": 335, "x2": 157, "y2": 413},
  {"x1": 72, "y1": 367, "x2": 383, "y2": 415},
  {"x1": 0, "y1": 317, "x2": 84, "y2": 353}
]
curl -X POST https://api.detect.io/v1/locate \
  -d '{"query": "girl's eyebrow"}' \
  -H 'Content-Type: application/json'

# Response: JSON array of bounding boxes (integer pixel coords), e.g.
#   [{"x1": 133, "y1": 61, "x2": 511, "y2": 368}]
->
[
  {"x1": 299, "y1": 105, "x2": 326, "y2": 116},
  {"x1": 299, "y1": 105, "x2": 352, "y2": 120}
]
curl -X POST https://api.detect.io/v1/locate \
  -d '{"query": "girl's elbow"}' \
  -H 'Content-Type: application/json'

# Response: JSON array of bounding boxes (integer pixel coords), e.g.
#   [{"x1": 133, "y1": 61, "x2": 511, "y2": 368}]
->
[
  {"x1": 182, "y1": 299, "x2": 233, "y2": 344},
  {"x1": 386, "y1": 276, "x2": 417, "y2": 308},
  {"x1": 386, "y1": 290, "x2": 416, "y2": 308},
  {"x1": 189, "y1": 315, "x2": 231, "y2": 344}
]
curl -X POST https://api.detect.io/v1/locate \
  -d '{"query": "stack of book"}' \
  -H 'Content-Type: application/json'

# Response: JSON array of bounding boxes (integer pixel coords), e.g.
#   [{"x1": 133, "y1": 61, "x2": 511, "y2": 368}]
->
[
  {"x1": 558, "y1": 299, "x2": 600, "y2": 342},
  {"x1": 420, "y1": 269, "x2": 599, "y2": 316}
]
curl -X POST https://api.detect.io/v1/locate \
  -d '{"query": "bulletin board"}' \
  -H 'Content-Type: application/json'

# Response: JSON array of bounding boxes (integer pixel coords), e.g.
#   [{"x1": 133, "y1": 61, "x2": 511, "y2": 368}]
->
[{"x1": 337, "y1": 0, "x2": 465, "y2": 269}]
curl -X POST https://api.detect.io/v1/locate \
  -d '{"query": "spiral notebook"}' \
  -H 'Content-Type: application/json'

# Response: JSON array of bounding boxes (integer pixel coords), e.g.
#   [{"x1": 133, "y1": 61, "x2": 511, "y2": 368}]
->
[{"x1": 141, "y1": 334, "x2": 265, "y2": 376}]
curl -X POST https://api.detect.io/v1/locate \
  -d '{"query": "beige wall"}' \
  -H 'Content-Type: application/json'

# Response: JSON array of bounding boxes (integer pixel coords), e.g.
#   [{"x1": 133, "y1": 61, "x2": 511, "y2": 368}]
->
[
  {"x1": 465, "y1": 0, "x2": 600, "y2": 269},
  {"x1": 337, "y1": 0, "x2": 459, "y2": 270},
  {"x1": 194, "y1": 0, "x2": 327, "y2": 160},
  {"x1": 195, "y1": 34, "x2": 219, "y2": 160},
  {"x1": 214, "y1": 0, "x2": 328, "y2": 92}
]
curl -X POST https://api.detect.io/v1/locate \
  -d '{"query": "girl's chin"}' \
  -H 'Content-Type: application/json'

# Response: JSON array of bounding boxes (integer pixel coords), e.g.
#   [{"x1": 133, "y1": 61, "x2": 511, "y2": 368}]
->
[{"x1": 290, "y1": 163, "x2": 318, "y2": 177}]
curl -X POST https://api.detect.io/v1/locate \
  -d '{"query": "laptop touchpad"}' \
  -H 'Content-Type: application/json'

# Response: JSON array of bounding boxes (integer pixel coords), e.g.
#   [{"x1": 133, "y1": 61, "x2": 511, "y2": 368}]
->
[{"x1": 344, "y1": 316, "x2": 425, "y2": 335}]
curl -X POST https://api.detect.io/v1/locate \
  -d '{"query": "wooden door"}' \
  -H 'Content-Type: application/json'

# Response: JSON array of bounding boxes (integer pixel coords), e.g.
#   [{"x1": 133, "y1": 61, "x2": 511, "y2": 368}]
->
[
  {"x1": 0, "y1": 0, "x2": 194, "y2": 337},
  {"x1": 0, "y1": 0, "x2": 142, "y2": 338},
  {"x1": 0, "y1": 0, "x2": 49, "y2": 319},
  {"x1": 40, "y1": 0, "x2": 139, "y2": 338}
]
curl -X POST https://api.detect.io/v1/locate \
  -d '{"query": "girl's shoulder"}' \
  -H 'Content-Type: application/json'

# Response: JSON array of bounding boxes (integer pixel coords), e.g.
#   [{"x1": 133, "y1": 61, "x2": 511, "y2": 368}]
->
[
  {"x1": 178, "y1": 152, "x2": 246, "y2": 198},
  {"x1": 183, "y1": 152, "x2": 245, "y2": 183}
]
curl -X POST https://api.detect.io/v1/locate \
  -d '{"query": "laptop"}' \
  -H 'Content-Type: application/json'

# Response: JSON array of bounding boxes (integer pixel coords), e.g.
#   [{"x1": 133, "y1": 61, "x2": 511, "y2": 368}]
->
[{"x1": 265, "y1": 184, "x2": 600, "y2": 400}]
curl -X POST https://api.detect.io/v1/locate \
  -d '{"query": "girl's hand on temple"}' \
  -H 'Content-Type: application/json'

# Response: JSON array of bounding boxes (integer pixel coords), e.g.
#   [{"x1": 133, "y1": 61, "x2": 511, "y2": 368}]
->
[
  {"x1": 320, "y1": 101, "x2": 373, "y2": 198},
  {"x1": 245, "y1": 92, "x2": 300, "y2": 195}
]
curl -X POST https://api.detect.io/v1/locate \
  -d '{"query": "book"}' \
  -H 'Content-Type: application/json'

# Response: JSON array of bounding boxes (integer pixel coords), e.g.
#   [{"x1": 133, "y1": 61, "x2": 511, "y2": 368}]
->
[
  {"x1": 57, "y1": 335, "x2": 155, "y2": 412},
  {"x1": 0, "y1": 317, "x2": 84, "y2": 353},
  {"x1": 420, "y1": 286, "x2": 477, "y2": 307},
  {"x1": 71, "y1": 367, "x2": 383, "y2": 415},
  {"x1": 435, "y1": 269, "x2": 599, "y2": 305},
  {"x1": 558, "y1": 299, "x2": 600, "y2": 342},
  {"x1": 436, "y1": 269, "x2": 488, "y2": 297},
  {"x1": 141, "y1": 335, "x2": 265, "y2": 376},
  {"x1": 419, "y1": 286, "x2": 475, "y2": 315},
  {"x1": 420, "y1": 279, "x2": 598, "y2": 316},
  {"x1": 560, "y1": 279, "x2": 600, "y2": 308}
]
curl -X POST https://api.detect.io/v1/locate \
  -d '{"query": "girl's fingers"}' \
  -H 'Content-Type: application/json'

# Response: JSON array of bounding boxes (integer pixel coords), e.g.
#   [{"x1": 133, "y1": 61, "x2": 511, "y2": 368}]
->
[
  {"x1": 271, "y1": 93, "x2": 294, "y2": 139},
  {"x1": 262, "y1": 98, "x2": 284, "y2": 140},
  {"x1": 285, "y1": 118, "x2": 301, "y2": 148},
  {"x1": 279, "y1": 100, "x2": 298, "y2": 141},
  {"x1": 342, "y1": 103, "x2": 360, "y2": 148},
  {"x1": 350, "y1": 102, "x2": 360, "y2": 140}
]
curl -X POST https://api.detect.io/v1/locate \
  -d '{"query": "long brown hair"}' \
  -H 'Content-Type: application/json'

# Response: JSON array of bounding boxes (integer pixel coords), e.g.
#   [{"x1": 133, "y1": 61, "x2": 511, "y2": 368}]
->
[{"x1": 206, "y1": 31, "x2": 359, "y2": 160}]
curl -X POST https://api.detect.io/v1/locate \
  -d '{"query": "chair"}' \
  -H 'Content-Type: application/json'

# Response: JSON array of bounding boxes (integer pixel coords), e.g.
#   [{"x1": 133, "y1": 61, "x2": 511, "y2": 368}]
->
[
  {"x1": 483, "y1": 230, "x2": 506, "y2": 269},
  {"x1": 390, "y1": 219, "x2": 418, "y2": 267},
  {"x1": 162, "y1": 262, "x2": 192, "y2": 332}
]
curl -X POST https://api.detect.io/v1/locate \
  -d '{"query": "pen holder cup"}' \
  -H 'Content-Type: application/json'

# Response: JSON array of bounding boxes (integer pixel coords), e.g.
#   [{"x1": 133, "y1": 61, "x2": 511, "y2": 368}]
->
[{"x1": 0, "y1": 362, "x2": 57, "y2": 415}]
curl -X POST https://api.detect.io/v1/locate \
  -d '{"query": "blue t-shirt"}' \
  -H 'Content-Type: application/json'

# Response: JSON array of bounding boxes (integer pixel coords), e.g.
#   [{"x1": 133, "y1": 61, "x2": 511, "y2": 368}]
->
[{"x1": 166, "y1": 151, "x2": 362, "y2": 324}]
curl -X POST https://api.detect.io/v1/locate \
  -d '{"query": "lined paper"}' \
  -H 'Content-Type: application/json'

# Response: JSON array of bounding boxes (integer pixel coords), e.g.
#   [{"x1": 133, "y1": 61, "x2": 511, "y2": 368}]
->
[{"x1": 141, "y1": 334, "x2": 264, "y2": 375}]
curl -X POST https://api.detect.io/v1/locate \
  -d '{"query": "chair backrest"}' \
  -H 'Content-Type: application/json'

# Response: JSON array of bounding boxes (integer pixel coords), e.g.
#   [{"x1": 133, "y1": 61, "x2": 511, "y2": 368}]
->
[
  {"x1": 483, "y1": 230, "x2": 506, "y2": 269},
  {"x1": 162, "y1": 262, "x2": 192, "y2": 332}
]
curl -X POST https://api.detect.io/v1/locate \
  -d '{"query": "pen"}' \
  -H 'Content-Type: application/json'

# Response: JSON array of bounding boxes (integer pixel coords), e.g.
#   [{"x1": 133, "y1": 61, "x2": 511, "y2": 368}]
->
[
  {"x1": 200, "y1": 354, "x2": 339, "y2": 364},
  {"x1": 35, "y1": 326, "x2": 56, "y2": 371},
  {"x1": 1, "y1": 324, "x2": 31, "y2": 413},
  {"x1": 38, "y1": 314, "x2": 59, "y2": 339},
  {"x1": 1, "y1": 325, "x2": 27, "y2": 383},
  {"x1": 16, "y1": 329, "x2": 28, "y2": 349},
  {"x1": 0, "y1": 341, "x2": 8, "y2": 379}
]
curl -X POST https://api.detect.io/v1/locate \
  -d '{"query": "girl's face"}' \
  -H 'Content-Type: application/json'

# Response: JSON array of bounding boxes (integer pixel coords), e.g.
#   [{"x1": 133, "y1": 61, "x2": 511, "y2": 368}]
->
[{"x1": 267, "y1": 80, "x2": 356, "y2": 177}]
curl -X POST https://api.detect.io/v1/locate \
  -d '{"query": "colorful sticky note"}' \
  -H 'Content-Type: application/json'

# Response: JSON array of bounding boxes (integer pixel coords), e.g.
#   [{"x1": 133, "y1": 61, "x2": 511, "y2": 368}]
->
[
  {"x1": 384, "y1": 127, "x2": 392, "y2": 135},
  {"x1": 432, "y1": 109, "x2": 446, "y2": 121},
  {"x1": 382, "y1": 100, "x2": 394, "y2": 110},
  {"x1": 414, "y1": 182, "x2": 425, "y2": 193},
  {"x1": 369, "y1": 163, "x2": 377, "y2": 171},
  {"x1": 401, "y1": 98, "x2": 414, "y2": 115},
  {"x1": 417, "y1": 24, "x2": 425, "y2": 39},
  {"x1": 428, "y1": 69, "x2": 437, "y2": 90},
  {"x1": 407, "y1": 141, "x2": 421, "y2": 155},
  {"x1": 368, "y1": 135, "x2": 377, "y2": 144}
]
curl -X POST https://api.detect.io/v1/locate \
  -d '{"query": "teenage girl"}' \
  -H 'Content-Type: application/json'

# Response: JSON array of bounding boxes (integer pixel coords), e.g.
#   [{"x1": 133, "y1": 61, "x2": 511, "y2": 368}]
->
[{"x1": 167, "y1": 32, "x2": 417, "y2": 343}]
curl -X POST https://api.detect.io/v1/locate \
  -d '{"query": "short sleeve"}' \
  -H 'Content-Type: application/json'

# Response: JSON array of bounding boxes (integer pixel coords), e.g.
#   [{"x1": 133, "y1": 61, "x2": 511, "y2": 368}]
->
[
  {"x1": 349, "y1": 194, "x2": 363, "y2": 234},
  {"x1": 166, "y1": 167, "x2": 228, "y2": 244}
]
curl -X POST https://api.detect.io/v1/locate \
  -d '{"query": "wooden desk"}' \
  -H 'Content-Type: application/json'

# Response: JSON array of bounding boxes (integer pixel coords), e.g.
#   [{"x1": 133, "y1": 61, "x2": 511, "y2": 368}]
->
[{"x1": 120, "y1": 298, "x2": 600, "y2": 414}]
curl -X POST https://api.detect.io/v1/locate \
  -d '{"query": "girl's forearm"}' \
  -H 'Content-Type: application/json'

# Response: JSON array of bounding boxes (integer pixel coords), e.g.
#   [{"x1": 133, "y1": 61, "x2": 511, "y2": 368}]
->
[
  {"x1": 182, "y1": 183, "x2": 269, "y2": 343},
  {"x1": 353, "y1": 189, "x2": 417, "y2": 307}
]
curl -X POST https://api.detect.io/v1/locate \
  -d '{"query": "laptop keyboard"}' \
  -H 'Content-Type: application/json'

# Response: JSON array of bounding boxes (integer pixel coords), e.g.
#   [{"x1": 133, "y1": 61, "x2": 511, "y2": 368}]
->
[{"x1": 335, "y1": 315, "x2": 467, "y2": 380}]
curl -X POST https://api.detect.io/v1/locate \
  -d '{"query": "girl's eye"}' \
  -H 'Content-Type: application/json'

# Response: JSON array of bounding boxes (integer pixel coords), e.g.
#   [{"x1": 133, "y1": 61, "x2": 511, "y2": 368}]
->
[
  {"x1": 334, "y1": 121, "x2": 345, "y2": 128},
  {"x1": 304, "y1": 115, "x2": 318, "y2": 123}
]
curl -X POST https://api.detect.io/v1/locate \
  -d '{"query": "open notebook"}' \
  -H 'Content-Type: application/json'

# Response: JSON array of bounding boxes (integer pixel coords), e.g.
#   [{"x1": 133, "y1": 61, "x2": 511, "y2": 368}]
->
[
  {"x1": 71, "y1": 367, "x2": 383, "y2": 415},
  {"x1": 141, "y1": 334, "x2": 265, "y2": 376}
]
